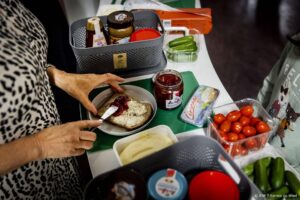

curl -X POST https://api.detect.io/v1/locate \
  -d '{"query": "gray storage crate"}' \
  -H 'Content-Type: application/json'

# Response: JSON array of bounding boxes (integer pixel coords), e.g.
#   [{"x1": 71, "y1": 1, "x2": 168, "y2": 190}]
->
[
  {"x1": 84, "y1": 136, "x2": 262, "y2": 199},
  {"x1": 69, "y1": 10, "x2": 167, "y2": 77}
]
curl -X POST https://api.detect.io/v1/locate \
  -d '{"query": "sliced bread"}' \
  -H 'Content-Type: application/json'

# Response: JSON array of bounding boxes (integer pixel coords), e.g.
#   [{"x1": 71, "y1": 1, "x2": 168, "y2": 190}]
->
[{"x1": 98, "y1": 93, "x2": 153, "y2": 130}]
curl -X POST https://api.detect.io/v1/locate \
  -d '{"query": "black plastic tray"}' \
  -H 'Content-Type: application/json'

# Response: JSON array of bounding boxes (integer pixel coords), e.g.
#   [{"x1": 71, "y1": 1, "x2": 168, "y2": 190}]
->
[{"x1": 84, "y1": 136, "x2": 261, "y2": 199}]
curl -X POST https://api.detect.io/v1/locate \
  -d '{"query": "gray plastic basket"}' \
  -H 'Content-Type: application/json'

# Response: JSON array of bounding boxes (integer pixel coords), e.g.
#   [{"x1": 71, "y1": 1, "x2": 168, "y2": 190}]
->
[
  {"x1": 69, "y1": 10, "x2": 166, "y2": 77},
  {"x1": 84, "y1": 136, "x2": 262, "y2": 200}
]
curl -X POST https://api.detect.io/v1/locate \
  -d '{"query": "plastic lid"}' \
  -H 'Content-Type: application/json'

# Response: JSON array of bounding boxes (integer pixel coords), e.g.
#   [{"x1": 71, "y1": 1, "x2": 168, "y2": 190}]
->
[
  {"x1": 129, "y1": 28, "x2": 161, "y2": 42},
  {"x1": 107, "y1": 10, "x2": 134, "y2": 29},
  {"x1": 147, "y1": 168, "x2": 188, "y2": 200},
  {"x1": 188, "y1": 170, "x2": 240, "y2": 200}
]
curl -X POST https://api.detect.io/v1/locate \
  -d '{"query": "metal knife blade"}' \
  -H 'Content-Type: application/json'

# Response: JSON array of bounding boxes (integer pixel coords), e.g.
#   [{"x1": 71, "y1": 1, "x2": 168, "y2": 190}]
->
[
  {"x1": 99, "y1": 105, "x2": 119, "y2": 122},
  {"x1": 89, "y1": 105, "x2": 118, "y2": 132}
]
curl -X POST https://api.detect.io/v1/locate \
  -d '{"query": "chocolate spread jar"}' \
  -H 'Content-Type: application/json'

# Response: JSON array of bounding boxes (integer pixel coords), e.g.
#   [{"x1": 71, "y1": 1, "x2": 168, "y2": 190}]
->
[
  {"x1": 107, "y1": 10, "x2": 134, "y2": 44},
  {"x1": 154, "y1": 69, "x2": 184, "y2": 110}
]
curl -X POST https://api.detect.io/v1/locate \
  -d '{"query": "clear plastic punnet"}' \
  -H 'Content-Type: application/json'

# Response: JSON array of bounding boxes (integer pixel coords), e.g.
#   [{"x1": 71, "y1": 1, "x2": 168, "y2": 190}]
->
[{"x1": 207, "y1": 98, "x2": 276, "y2": 158}]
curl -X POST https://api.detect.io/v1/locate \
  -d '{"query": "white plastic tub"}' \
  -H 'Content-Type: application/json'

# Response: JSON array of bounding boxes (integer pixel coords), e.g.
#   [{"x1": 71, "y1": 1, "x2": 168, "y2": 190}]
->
[{"x1": 113, "y1": 125, "x2": 178, "y2": 166}]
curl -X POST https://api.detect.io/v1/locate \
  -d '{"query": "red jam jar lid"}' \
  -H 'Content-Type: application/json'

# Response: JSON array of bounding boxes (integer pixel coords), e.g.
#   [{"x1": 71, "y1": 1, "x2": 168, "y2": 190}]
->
[{"x1": 129, "y1": 28, "x2": 161, "y2": 42}]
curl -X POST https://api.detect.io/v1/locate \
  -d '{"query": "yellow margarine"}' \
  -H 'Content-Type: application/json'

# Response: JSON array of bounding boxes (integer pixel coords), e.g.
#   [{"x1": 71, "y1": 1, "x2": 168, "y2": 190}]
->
[{"x1": 120, "y1": 133, "x2": 174, "y2": 165}]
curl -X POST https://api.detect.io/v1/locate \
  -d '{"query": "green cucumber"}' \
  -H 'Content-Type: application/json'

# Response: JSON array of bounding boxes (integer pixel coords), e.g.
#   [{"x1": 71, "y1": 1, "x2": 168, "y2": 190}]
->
[
  {"x1": 168, "y1": 35, "x2": 194, "y2": 47},
  {"x1": 170, "y1": 41, "x2": 197, "y2": 51},
  {"x1": 261, "y1": 157, "x2": 273, "y2": 168},
  {"x1": 267, "y1": 186, "x2": 289, "y2": 200},
  {"x1": 286, "y1": 170, "x2": 300, "y2": 196},
  {"x1": 255, "y1": 159, "x2": 272, "y2": 193},
  {"x1": 243, "y1": 163, "x2": 254, "y2": 176},
  {"x1": 270, "y1": 157, "x2": 285, "y2": 190}
]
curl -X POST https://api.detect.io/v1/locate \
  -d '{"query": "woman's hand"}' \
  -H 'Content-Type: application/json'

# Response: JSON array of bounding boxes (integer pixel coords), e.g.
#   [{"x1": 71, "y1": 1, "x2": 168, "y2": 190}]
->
[
  {"x1": 47, "y1": 66, "x2": 125, "y2": 115},
  {"x1": 34, "y1": 120, "x2": 101, "y2": 159}
]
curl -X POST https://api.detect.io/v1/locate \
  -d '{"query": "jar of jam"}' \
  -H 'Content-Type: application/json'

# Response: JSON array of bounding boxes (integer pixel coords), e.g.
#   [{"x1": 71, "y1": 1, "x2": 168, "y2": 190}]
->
[
  {"x1": 107, "y1": 10, "x2": 134, "y2": 44},
  {"x1": 154, "y1": 69, "x2": 184, "y2": 110}
]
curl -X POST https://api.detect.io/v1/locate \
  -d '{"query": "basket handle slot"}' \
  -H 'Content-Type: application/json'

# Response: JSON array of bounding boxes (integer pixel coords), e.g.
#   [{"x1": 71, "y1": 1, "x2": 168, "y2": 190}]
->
[{"x1": 218, "y1": 154, "x2": 241, "y2": 184}]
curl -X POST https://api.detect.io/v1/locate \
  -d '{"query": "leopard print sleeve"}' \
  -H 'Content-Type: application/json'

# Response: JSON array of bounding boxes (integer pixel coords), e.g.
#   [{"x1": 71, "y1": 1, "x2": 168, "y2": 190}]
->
[{"x1": 0, "y1": 1, "x2": 83, "y2": 199}]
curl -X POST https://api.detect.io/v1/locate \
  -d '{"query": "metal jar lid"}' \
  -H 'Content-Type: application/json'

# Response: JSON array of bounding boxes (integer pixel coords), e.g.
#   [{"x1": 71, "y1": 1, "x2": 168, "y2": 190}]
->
[{"x1": 107, "y1": 10, "x2": 134, "y2": 29}]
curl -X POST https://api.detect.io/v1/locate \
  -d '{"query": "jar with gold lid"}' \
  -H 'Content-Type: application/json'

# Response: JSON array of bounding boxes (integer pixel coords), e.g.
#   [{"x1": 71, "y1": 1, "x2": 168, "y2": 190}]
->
[{"x1": 107, "y1": 10, "x2": 134, "y2": 44}]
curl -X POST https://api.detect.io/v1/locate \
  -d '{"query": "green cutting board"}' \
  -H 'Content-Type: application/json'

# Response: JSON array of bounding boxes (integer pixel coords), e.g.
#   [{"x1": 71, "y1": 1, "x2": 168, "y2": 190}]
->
[{"x1": 80, "y1": 71, "x2": 200, "y2": 152}]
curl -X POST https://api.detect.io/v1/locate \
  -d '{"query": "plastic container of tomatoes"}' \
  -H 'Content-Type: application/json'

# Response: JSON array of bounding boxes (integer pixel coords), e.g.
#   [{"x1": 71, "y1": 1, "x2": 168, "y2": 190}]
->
[{"x1": 207, "y1": 98, "x2": 276, "y2": 158}]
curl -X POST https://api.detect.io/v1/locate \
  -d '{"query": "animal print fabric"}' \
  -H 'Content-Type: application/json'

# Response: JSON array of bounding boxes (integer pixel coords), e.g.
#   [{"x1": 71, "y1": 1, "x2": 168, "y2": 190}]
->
[{"x1": 0, "y1": 0, "x2": 83, "y2": 199}]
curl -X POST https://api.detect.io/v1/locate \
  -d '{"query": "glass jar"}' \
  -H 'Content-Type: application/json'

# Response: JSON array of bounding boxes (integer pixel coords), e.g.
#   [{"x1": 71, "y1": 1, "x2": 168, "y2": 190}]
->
[
  {"x1": 107, "y1": 10, "x2": 134, "y2": 44},
  {"x1": 86, "y1": 17, "x2": 108, "y2": 47},
  {"x1": 154, "y1": 69, "x2": 184, "y2": 110}
]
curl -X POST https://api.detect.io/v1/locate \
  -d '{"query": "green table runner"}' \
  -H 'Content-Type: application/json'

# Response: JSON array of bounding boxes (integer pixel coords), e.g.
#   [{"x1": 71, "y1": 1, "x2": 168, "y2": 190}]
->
[{"x1": 80, "y1": 71, "x2": 200, "y2": 152}]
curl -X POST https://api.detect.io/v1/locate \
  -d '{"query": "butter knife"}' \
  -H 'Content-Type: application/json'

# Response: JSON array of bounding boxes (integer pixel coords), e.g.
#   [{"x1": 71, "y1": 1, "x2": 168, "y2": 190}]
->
[{"x1": 90, "y1": 105, "x2": 119, "y2": 131}]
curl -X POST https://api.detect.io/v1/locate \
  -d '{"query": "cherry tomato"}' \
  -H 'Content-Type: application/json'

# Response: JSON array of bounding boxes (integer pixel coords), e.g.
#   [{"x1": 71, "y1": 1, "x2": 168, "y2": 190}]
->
[
  {"x1": 240, "y1": 105, "x2": 254, "y2": 117},
  {"x1": 240, "y1": 146, "x2": 248, "y2": 156},
  {"x1": 256, "y1": 121, "x2": 271, "y2": 133},
  {"x1": 242, "y1": 126, "x2": 257, "y2": 137},
  {"x1": 218, "y1": 130, "x2": 226, "y2": 137},
  {"x1": 213, "y1": 113, "x2": 226, "y2": 124},
  {"x1": 221, "y1": 134, "x2": 229, "y2": 142},
  {"x1": 250, "y1": 117, "x2": 261, "y2": 126},
  {"x1": 231, "y1": 122, "x2": 243, "y2": 133},
  {"x1": 231, "y1": 145, "x2": 243, "y2": 156},
  {"x1": 226, "y1": 110, "x2": 241, "y2": 122},
  {"x1": 239, "y1": 116, "x2": 251, "y2": 126},
  {"x1": 220, "y1": 120, "x2": 231, "y2": 133},
  {"x1": 245, "y1": 138, "x2": 258, "y2": 150},
  {"x1": 227, "y1": 132, "x2": 239, "y2": 142},
  {"x1": 238, "y1": 133, "x2": 246, "y2": 140}
]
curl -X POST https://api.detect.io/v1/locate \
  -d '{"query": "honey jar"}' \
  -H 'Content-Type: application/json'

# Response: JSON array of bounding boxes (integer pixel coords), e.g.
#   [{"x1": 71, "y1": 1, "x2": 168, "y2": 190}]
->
[
  {"x1": 154, "y1": 69, "x2": 184, "y2": 110},
  {"x1": 107, "y1": 10, "x2": 134, "y2": 44}
]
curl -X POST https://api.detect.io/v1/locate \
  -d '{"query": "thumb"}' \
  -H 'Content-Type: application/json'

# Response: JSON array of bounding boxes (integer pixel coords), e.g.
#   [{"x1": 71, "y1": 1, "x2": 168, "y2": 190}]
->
[{"x1": 80, "y1": 96, "x2": 98, "y2": 115}]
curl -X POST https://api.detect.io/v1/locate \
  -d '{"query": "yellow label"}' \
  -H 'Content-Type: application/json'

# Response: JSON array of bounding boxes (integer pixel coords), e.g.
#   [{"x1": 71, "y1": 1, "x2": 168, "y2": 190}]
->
[{"x1": 113, "y1": 53, "x2": 127, "y2": 69}]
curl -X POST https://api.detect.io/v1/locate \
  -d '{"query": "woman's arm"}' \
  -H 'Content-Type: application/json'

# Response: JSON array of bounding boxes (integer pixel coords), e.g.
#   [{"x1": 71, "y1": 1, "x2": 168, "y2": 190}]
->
[
  {"x1": 0, "y1": 134, "x2": 41, "y2": 176},
  {"x1": 0, "y1": 120, "x2": 100, "y2": 176},
  {"x1": 46, "y1": 65, "x2": 124, "y2": 115}
]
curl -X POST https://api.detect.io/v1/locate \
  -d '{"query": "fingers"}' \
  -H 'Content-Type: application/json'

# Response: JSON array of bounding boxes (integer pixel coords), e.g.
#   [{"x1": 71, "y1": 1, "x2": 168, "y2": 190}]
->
[
  {"x1": 79, "y1": 131, "x2": 97, "y2": 142},
  {"x1": 71, "y1": 149, "x2": 85, "y2": 157},
  {"x1": 74, "y1": 120, "x2": 101, "y2": 129},
  {"x1": 109, "y1": 81, "x2": 124, "y2": 93},
  {"x1": 103, "y1": 73, "x2": 125, "y2": 82},
  {"x1": 76, "y1": 140, "x2": 94, "y2": 150},
  {"x1": 78, "y1": 94, "x2": 98, "y2": 115}
]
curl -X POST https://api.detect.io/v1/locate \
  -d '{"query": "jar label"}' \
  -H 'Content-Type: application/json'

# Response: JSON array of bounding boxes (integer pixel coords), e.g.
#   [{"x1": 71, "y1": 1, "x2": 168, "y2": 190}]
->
[
  {"x1": 115, "y1": 13, "x2": 127, "y2": 21},
  {"x1": 113, "y1": 53, "x2": 127, "y2": 69},
  {"x1": 155, "y1": 169, "x2": 179, "y2": 197},
  {"x1": 166, "y1": 91, "x2": 182, "y2": 109}
]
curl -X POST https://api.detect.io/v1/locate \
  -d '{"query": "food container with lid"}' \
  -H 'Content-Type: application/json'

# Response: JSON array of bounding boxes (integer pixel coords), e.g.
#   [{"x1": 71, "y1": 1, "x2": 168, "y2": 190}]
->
[
  {"x1": 147, "y1": 168, "x2": 188, "y2": 200},
  {"x1": 153, "y1": 69, "x2": 184, "y2": 110},
  {"x1": 107, "y1": 10, "x2": 134, "y2": 44},
  {"x1": 113, "y1": 125, "x2": 178, "y2": 166},
  {"x1": 164, "y1": 27, "x2": 200, "y2": 62},
  {"x1": 207, "y1": 98, "x2": 276, "y2": 158}
]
